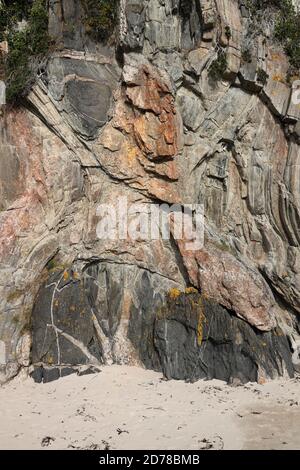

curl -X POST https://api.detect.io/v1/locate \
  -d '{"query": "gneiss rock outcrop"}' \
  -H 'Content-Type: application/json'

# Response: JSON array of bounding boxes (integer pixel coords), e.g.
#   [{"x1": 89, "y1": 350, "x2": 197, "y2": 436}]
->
[{"x1": 0, "y1": 1, "x2": 300, "y2": 384}]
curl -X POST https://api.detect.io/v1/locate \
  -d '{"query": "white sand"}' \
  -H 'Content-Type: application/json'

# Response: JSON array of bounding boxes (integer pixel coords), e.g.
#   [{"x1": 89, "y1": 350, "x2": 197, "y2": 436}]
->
[{"x1": 0, "y1": 365, "x2": 299, "y2": 450}]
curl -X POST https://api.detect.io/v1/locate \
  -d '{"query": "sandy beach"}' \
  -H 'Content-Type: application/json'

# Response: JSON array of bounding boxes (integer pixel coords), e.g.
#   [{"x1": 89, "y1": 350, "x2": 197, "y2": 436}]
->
[{"x1": 0, "y1": 365, "x2": 299, "y2": 450}]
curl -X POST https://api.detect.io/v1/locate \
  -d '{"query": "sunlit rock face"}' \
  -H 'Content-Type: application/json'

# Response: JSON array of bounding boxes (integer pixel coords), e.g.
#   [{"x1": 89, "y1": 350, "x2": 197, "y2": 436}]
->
[{"x1": 1, "y1": 0, "x2": 300, "y2": 384}]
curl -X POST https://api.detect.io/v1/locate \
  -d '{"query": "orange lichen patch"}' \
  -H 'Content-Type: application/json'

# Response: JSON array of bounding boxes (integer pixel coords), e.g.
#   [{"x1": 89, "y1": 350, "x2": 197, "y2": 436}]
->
[
  {"x1": 126, "y1": 142, "x2": 139, "y2": 163},
  {"x1": 63, "y1": 270, "x2": 69, "y2": 281},
  {"x1": 272, "y1": 74, "x2": 285, "y2": 83},
  {"x1": 270, "y1": 52, "x2": 283, "y2": 62},
  {"x1": 197, "y1": 314, "x2": 205, "y2": 346},
  {"x1": 197, "y1": 296, "x2": 207, "y2": 346},
  {"x1": 168, "y1": 288, "x2": 182, "y2": 300},
  {"x1": 185, "y1": 287, "x2": 198, "y2": 295}
]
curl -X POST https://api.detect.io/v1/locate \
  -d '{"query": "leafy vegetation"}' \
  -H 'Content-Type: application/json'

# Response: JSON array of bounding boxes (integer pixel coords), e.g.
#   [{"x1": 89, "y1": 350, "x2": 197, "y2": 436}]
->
[
  {"x1": 244, "y1": 0, "x2": 282, "y2": 15},
  {"x1": 81, "y1": 0, "x2": 119, "y2": 42},
  {"x1": 225, "y1": 25, "x2": 232, "y2": 41},
  {"x1": 274, "y1": 0, "x2": 300, "y2": 70},
  {"x1": 208, "y1": 49, "x2": 228, "y2": 81},
  {"x1": 241, "y1": 47, "x2": 252, "y2": 63},
  {"x1": 0, "y1": 0, "x2": 31, "y2": 42},
  {"x1": 245, "y1": 0, "x2": 300, "y2": 71},
  {"x1": 256, "y1": 67, "x2": 269, "y2": 84},
  {"x1": 1, "y1": 0, "x2": 120, "y2": 103},
  {"x1": 0, "y1": 0, "x2": 50, "y2": 104}
]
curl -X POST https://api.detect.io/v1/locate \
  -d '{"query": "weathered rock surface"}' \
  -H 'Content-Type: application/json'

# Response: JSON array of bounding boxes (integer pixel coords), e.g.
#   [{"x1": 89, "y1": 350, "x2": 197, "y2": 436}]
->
[
  {"x1": 1, "y1": 1, "x2": 300, "y2": 383},
  {"x1": 154, "y1": 290, "x2": 294, "y2": 384}
]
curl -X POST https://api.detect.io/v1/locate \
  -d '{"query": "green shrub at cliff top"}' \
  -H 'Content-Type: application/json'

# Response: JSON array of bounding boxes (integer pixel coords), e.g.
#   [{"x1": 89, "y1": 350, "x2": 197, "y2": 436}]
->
[
  {"x1": 274, "y1": 0, "x2": 300, "y2": 70},
  {"x1": 81, "y1": 0, "x2": 119, "y2": 42},
  {"x1": 0, "y1": 0, "x2": 49, "y2": 104},
  {"x1": 245, "y1": 0, "x2": 300, "y2": 71}
]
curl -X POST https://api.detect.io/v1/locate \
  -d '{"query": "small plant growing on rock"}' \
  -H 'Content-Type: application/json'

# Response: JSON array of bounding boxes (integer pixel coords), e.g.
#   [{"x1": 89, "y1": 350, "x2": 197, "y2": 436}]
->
[
  {"x1": 256, "y1": 67, "x2": 269, "y2": 85},
  {"x1": 225, "y1": 25, "x2": 232, "y2": 41},
  {"x1": 208, "y1": 49, "x2": 228, "y2": 81},
  {"x1": 241, "y1": 47, "x2": 252, "y2": 63},
  {"x1": 81, "y1": 0, "x2": 119, "y2": 42}
]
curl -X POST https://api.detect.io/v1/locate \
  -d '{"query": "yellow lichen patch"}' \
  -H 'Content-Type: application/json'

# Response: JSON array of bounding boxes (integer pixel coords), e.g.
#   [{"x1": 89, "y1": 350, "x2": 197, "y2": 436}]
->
[
  {"x1": 270, "y1": 52, "x2": 282, "y2": 61},
  {"x1": 47, "y1": 355, "x2": 54, "y2": 365},
  {"x1": 197, "y1": 311, "x2": 206, "y2": 346},
  {"x1": 73, "y1": 271, "x2": 80, "y2": 280},
  {"x1": 63, "y1": 270, "x2": 69, "y2": 281},
  {"x1": 185, "y1": 287, "x2": 198, "y2": 295},
  {"x1": 196, "y1": 296, "x2": 207, "y2": 346},
  {"x1": 272, "y1": 74, "x2": 285, "y2": 83},
  {"x1": 125, "y1": 142, "x2": 138, "y2": 164},
  {"x1": 201, "y1": 292, "x2": 209, "y2": 300},
  {"x1": 168, "y1": 288, "x2": 182, "y2": 300},
  {"x1": 70, "y1": 305, "x2": 76, "y2": 312}
]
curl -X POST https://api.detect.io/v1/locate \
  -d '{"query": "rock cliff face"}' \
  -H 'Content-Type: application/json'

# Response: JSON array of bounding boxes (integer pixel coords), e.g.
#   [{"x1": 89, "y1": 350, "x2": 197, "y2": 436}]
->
[{"x1": 0, "y1": 0, "x2": 300, "y2": 384}]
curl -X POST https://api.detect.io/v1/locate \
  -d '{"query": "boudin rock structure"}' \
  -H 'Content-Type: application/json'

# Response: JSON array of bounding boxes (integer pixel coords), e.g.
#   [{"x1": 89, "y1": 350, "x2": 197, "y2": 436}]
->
[{"x1": 0, "y1": 0, "x2": 300, "y2": 384}]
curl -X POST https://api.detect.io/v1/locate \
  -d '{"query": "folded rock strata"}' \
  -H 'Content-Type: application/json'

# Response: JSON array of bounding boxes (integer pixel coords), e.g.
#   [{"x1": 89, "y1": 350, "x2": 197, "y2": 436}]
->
[{"x1": 1, "y1": 0, "x2": 300, "y2": 384}]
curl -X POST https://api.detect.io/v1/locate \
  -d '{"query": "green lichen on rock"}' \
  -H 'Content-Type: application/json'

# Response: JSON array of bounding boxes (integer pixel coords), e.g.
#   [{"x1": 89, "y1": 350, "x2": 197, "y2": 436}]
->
[
  {"x1": 81, "y1": 0, "x2": 119, "y2": 42},
  {"x1": 0, "y1": 0, "x2": 50, "y2": 104}
]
